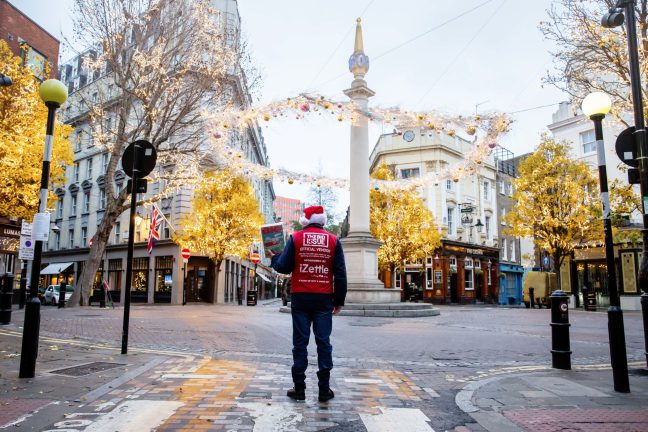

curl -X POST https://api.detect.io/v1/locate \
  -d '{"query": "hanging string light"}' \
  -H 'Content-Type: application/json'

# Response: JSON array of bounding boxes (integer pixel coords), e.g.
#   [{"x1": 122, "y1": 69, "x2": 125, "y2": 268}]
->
[{"x1": 204, "y1": 93, "x2": 511, "y2": 191}]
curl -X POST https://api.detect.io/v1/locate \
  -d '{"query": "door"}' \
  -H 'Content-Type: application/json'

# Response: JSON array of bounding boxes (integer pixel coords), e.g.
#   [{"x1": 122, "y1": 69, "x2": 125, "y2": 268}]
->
[
  {"x1": 475, "y1": 273, "x2": 483, "y2": 301},
  {"x1": 450, "y1": 273, "x2": 458, "y2": 303},
  {"x1": 186, "y1": 267, "x2": 209, "y2": 302}
]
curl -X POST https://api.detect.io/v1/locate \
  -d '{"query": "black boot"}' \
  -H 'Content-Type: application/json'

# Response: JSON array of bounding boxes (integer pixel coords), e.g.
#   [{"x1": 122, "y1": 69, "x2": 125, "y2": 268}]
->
[
  {"x1": 287, "y1": 383, "x2": 305, "y2": 401},
  {"x1": 317, "y1": 370, "x2": 334, "y2": 402}
]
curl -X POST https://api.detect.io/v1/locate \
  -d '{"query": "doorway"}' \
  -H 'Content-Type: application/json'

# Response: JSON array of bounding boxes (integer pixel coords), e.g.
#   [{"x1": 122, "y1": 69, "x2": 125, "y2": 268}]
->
[
  {"x1": 186, "y1": 266, "x2": 210, "y2": 302},
  {"x1": 450, "y1": 273, "x2": 458, "y2": 303}
]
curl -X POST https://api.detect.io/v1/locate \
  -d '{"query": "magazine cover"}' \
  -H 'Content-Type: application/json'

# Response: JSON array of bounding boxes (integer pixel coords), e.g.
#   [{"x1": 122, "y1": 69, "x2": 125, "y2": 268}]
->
[{"x1": 260, "y1": 223, "x2": 285, "y2": 257}]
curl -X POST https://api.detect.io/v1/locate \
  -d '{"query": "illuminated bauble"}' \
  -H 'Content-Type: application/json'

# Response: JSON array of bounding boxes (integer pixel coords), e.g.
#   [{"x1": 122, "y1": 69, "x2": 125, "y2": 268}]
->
[
  {"x1": 466, "y1": 126, "x2": 477, "y2": 135},
  {"x1": 448, "y1": 129, "x2": 456, "y2": 137},
  {"x1": 487, "y1": 141, "x2": 497, "y2": 149},
  {"x1": 316, "y1": 182, "x2": 321, "y2": 187},
  {"x1": 453, "y1": 177, "x2": 459, "y2": 183},
  {"x1": 337, "y1": 103, "x2": 343, "y2": 109},
  {"x1": 476, "y1": 159, "x2": 482, "y2": 165},
  {"x1": 475, "y1": 115, "x2": 481, "y2": 121},
  {"x1": 288, "y1": 178, "x2": 294, "y2": 184},
  {"x1": 213, "y1": 131, "x2": 222, "y2": 139},
  {"x1": 337, "y1": 115, "x2": 344, "y2": 122},
  {"x1": 223, "y1": 123, "x2": 229, "y2": 129},
  {"x1": 263, "y1": 115, "x2": 270, "y2": 121},
  {"x1": 374, "y1": 185, "x2": 380, "y2": 190},
  {"x1": 237, "y1": 154, "x2": 242, "y2": 158},
  {"x1": 417, "y1": 115, "x2": 425, "y2": 121},
  {"x1": 300, "y1": 103, "x2": 310, "y2": 112},
  {"x1": 324, "y1": 103, "x2": 331, "y2": 109}
]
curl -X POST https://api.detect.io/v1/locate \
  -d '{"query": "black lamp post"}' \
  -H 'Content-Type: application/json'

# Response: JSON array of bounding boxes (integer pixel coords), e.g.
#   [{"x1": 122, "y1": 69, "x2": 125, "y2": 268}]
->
[
  {"x1": 19, "y1": 79, "x2": 68, "y2": 378},
  {"x1": 602, "y1": 0, "x2": 648, "y2": 369},
  {"x1": 582, "y1": 91, "x2": 630, "y2": 393}
]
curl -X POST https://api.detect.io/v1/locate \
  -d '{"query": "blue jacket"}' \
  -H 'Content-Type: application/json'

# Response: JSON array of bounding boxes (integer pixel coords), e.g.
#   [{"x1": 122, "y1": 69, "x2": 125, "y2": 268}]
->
[{"x1": 271, "y1": 224, "x2": 347, "y2": 306}]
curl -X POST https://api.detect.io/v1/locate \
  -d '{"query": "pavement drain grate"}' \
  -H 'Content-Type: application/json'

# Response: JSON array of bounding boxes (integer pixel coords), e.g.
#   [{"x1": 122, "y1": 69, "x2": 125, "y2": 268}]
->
[
  {"x1": 239, "y1": 391, "x2": 272, "y2": 399},
  {"x1": 50, "y1": 362, "x2": 126, "y2": 377}
]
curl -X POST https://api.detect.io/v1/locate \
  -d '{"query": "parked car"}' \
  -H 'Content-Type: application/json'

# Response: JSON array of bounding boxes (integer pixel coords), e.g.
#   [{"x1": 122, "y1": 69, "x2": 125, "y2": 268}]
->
[{"x1": 43, "y1": 285, "x2": 74, "y2": 305}]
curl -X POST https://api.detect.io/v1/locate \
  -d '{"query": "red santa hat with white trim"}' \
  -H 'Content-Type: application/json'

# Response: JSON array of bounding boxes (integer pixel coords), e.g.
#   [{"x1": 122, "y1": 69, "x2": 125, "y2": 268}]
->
[{"x1": 299, "y1": 205, "x2": 327, "y2": 226}]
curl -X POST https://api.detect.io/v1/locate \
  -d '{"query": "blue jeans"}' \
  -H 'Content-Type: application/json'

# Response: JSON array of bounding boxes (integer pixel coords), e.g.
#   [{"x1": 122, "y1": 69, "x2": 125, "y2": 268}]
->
[{"x1": 291, "y1": 293, "x2": 333, "y2": 389}]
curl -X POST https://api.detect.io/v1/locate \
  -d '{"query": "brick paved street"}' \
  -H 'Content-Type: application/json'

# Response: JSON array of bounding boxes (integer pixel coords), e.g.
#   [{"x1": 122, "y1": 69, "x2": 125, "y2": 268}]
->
[{"x1": 0, "y1": 302, "x2": 647, "y2": 431}]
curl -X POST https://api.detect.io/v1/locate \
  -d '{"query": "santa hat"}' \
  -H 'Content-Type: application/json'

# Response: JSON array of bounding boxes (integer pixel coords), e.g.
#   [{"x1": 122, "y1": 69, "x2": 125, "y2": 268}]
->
[{"x1": 300, "y1": 205, "x2": 327, "y2": 226}]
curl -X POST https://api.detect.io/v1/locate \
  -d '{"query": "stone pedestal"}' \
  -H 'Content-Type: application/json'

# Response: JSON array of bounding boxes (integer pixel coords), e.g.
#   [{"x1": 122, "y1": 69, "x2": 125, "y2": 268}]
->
[{"x1": 341, "y1": 233, "x2": 401, "y2": 304}]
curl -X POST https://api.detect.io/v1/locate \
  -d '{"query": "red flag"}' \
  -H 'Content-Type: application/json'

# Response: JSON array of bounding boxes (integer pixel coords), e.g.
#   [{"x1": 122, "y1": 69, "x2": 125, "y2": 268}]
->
[{"x1": 147, "y1": 205, "x2": 163, "y2": 254}]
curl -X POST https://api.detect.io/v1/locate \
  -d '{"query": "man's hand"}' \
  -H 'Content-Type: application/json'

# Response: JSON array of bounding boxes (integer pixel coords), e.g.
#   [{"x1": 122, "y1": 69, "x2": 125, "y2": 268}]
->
[{"x1": 333, "y1": 305, "x2": 342, "y2": 315}]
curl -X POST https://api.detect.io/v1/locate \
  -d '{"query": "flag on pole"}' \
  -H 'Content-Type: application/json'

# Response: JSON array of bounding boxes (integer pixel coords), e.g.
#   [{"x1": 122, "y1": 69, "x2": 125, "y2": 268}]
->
[{"x1": 147, "y1": 204, "x2": 163, "y2": 254}]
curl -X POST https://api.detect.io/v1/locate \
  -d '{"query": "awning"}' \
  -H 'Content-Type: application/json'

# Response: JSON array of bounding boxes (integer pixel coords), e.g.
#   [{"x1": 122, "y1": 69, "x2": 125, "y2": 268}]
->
[
  {"x1": 40, "y1": 262, "x2": 74, "y2": 275},
  {"x1": 257, "y1": 273, "x2": 272, "y2": 283}
]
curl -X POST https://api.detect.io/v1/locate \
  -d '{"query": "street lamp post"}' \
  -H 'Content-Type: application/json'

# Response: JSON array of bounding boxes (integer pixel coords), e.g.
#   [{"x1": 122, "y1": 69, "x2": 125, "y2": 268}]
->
[
  {"x1": 582, "y1": 91, "x2": 630, "y2": 393},
  {"x1": 602, "y1": 0, "x2": 648, "y2": 368},
  {"x1": 19, "y1": 79, "x2": 68, "y2": 378}
]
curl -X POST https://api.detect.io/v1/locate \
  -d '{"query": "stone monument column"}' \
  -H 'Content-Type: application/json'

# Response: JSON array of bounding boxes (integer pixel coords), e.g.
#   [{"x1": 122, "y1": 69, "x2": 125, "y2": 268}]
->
[{"x1": 342, "y1": 18, "x2": 400, "y2": 304}]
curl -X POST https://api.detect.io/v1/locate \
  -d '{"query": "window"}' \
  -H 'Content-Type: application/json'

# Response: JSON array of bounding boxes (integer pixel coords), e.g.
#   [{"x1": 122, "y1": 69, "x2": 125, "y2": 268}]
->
[
  {"x1": 155, "y1": 256, "x2": 174, "y2": 298},
  {"x1": 102, "y1": 153, "x2": 109, "y2": 173},
  {"x1": 86, "y1": 157, "x2": 93, "y2": 179},
  {"x1": 449, "y1": 256, "x2": 457, "y2": 267},
  {"x1": 99, "y1": 189, "x2": 106, "y2": 210},
  {"x1": 20, "y1": 44, "x2": 47, "y2": 80},
  {"x1": 115, "y1": 222, "x2": 121, "y2": 244},
  {"x1": 108, "y1": 84, "x2": 114, "y2": 98},
  {"x1": 465, "y1": 264, "x2": 474, "y2": 291},
  {"x1": 502, "y1": 238, "x2": 508, "y2": 261},
  {"x1": 485, "y1": 215, "x2": 491, "y2": 239},
  {"x1": 446, "y1": 179, "x2": 453, "y2": 191},
  {"x1": 68, "y1": 229, "x2": 74, "y2": 248},
  {"x1": 395, "y1": 268, "x2": 401, "y2": 289},
  {"x1": 487, "y1": 263, "x2": 492, "y2": 285},
  {"x1": 92, "y1": 92, "x2": 98, "y2": 104},
  {"x1": 104, "y1": 116, "x2": 111, "y2": 131},
  {"x1": 70, "y1": 195, "x2": 77, "y2": 216},
  {"x1": 400, "y1": 167, "x2": 420, "y2": 179},
  {"x1": 499, "y1": 180, "x2": 505, "y2": 194},
  {"x1": 483, "y1": 181, "x2": 490, "y2": 200},
  {"x1": 74, "y1": 162, "x2": 80, "y2": 183},
  {"x1": 510, "y1": 240, "x2": 516, "y2": 262},
  {"x1": 580, "y1": 129, "x2": 596, "y2": 154},
  {"x1": 73, "y1": 131, "x2": 82, "y2": 152},
  {"x1": 54, "y1": 231, "x2": 60, "y2": 250},
  {"x1": 426, "y1": 267, "x2": 432, "y2": 289},
  {"x1": 447, "y1": 207, "x2": 455, "y2": 235},
  {"x1": 81, "y1": 227, "x2": 87, "y2": 247},
  {"x1": 83, "y1": 191, "x2": 90, "y2": 213},
  {"x1": 56, "y1": 200, "x2": 63, "y2": 219},
  {"x1": 500, "y1": 207, "x2": 506, "y2": 224},
  {"x1": 508, "y1": 183, "x2": 514, "y2": 196}
]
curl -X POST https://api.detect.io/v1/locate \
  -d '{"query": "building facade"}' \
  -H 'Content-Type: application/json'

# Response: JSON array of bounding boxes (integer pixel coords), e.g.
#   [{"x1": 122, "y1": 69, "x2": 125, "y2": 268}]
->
[
  {"x1": 41, "y1": 0, "x2": 276, "y2": 305},
  {"x1": 369, "y1": 129, "x2": 500, "y2": 304},
  {"x1": 548, "y1": 101, "x2": 642, "y2": 310},
  {"x1": 273, "y1": 196, "x2": 303, "y2": 238},
  {"x1": 493, "y1": 146, "x2": 524, "y2": 305}
]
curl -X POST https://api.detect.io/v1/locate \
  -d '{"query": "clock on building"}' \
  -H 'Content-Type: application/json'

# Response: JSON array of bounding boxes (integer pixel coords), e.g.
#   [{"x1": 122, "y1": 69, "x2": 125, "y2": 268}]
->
[{"x1": 403, "y1": 130, "x2": 415, "y2": 142}]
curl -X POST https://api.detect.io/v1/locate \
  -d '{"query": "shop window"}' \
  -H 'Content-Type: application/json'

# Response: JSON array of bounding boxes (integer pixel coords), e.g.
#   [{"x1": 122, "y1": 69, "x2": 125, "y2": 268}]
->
[
  {"x1": 426, "y1": 267, "x2": 432, "y2": 289},
  {"x1": 155, "y1": 256, "x2": 173, "y2": 303},
  {"x1": 108, "y1": 259, "x2": 122, "y2": 299},
  {"x1": 465, "y1": 268, "x2": 474, "y2": 290},
  {"x1": 131, "y1": 257, "x2": 149, "y2": 302},
  {"x1": 394, "y1": 268, "x2": 402, "y2": 289}
]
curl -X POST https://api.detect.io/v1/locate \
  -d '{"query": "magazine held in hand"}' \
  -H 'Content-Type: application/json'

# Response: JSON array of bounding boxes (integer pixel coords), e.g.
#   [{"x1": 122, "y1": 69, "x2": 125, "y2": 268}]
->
[{"x1": 260, "y1": 223, "x2": 285, "y2": 257}]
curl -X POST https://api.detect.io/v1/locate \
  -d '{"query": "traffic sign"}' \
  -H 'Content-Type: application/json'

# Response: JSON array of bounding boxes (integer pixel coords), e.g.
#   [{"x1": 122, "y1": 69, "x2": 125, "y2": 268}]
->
[
  {"x1": 181, "y1": 248, "x2": 191, "y2": 260},
  {"x1": 250, "y1": 252, "x2": 261, "y2": 264},
  {"x1": 122, "y1": 140, "x2": 157, "y2": 178},
  {"x1": 19, "y1": 236, "x2": 34, "y2": 260},
  {"x1": 615, "y1": 126, "x2": 638, "y2": 168}
]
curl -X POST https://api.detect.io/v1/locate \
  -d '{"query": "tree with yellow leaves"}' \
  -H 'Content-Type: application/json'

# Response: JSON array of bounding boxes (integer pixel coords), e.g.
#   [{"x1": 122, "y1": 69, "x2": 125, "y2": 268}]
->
[
  {"x1": 0, "y1": 40, "x2": 73, "y2": 220},
  {"x1": 370, "y1": 164, "x2": 441, "y2": 281},
  {"x1": 505, "y1": 137, "x2": 600, "y2": 288},
  {"x1": 173, "y1": 170, "x2": 264, "y2": 300}
]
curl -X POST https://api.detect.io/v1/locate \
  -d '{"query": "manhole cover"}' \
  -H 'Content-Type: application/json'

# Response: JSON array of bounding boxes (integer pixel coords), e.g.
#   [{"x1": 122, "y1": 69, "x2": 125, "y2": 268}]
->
[
  {"x1": 630, "y1": 368, "x2": 648, "y2": 376},
  {"x1": 50, "y1": 362, "x2": 126, "y2": 377}
]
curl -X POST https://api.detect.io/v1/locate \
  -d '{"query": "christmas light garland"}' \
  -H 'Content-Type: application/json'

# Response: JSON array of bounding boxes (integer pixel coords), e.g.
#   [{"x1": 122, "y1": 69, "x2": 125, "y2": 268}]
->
[{"x1": 204, "y1": 93, "x2": 511, "y2": 190}]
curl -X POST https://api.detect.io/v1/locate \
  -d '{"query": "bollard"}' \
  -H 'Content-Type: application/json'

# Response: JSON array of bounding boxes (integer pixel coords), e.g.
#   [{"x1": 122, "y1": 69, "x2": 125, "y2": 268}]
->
[
  {"x1": 529, "y1": 287, "x2": 535, "y2": 309},
  {"x1": 550, "y1": 290, "x2": 571, "y2": 370},
  {"x1": 99, "y1": 285, "x2": 106, "y2": 308},
  {"x1": 582, "y1": 287, "x2": 589, "y2": 311},
  {"x1": 0, "y1": 274, "x2": 14, "y2": 324},
  {"x1": 642, "y1": 293, "x2": 648, "y2": 367},
  {"x1": 19, "y1": 267, "x2": 27, "y2": 309},
  {"x1": 58, "y1": 281, "x2": 66, "y2": 309}
]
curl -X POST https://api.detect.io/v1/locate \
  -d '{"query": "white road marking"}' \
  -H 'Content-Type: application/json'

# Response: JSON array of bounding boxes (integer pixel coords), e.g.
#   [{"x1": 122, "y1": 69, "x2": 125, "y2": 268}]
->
[
  {"x1": 239, "y1": 402, "x2": 303, "y2": 432},
  {"x1": 82, "y1": 400, "x2": 183, "y2": 432},
  {"x1": 360, "y1": 407, "x2": 434, "y2": 432},
  {"x1": 344, "y1": 378, "x2": 384, "y2": 384}
]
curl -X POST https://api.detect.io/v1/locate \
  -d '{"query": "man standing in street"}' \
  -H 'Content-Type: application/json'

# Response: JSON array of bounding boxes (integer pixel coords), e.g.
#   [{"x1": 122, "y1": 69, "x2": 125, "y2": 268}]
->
[{"x1": 271, "y1": 205, "x2": 347, "y2": 402}]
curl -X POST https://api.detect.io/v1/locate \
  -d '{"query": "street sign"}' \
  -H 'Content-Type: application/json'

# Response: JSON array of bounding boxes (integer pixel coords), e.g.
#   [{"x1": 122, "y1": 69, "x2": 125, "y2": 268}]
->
[
  {"x1": 615, "y1": 126, "x2": 638, "y2": 168},
  {"x1": 250, "y1": 252, "x2": 261, "y2": 264},
  {"x1": 21, "y1": 221, "x2": 32, "y2": 237},
  {"x1": 121, "y1": 140, "x2": 157, "y2": 178},
  {"x1": 181, "y1": 248, "x2": 191, "y2": 260},
  {"x1": 460, "y1": 208, "x2": 473, "y2": 213},
  {"x1": 19, "y1": 236, "x2": 34, "y2": 260}
]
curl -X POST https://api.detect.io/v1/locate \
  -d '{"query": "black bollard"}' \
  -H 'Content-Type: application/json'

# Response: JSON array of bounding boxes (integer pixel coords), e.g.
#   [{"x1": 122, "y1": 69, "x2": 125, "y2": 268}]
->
[
  {"x1": 99, "y1": 285, "x2": 106, "y2": 308},
  {"x1": 529, "y1": 287, "x2": 535, "y2": 309},
  {"x1": 19, "y1": 264, "x2": 27, "y2": 309},
  {"x1": 642, "y1": 293, "x2": 648, "y2": 366},
  {"x1": 58, "y1": 281, "x2": 66, "y2": 309},
  {"x1": 19, "y1": 297, "x2": 41, "y2": 378},
  {"x1": 0, "y1": 274, "x2": 14, "y2": 324},
  {"x1": 550, "y1": 290, "x2": 571, "y2": 370}
]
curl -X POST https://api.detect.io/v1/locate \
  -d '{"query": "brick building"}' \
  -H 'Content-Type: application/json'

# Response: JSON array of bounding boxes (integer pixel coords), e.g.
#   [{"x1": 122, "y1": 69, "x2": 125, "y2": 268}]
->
[
  {"x1": 273, "y1": 196, "x2": 303, "y2": 238},
  {"x1": 0, "y1": 0, "x2": 59, "y2": 79}
]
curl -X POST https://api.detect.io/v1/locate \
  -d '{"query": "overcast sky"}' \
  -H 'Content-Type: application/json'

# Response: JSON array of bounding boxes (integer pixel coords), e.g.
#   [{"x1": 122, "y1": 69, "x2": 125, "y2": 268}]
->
[{"x1": 11, "y1": 0, "x2": 567, "y2": 219}]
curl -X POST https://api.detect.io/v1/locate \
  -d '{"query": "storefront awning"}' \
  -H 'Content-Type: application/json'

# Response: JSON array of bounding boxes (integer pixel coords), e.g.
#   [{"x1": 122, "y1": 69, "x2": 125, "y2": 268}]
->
[
  {"x1": 257, "y1": 273, "x2": 272, "y2": 283},
  {"x1": 40, "y1": 262, "x2": 74, "y2": 275}
]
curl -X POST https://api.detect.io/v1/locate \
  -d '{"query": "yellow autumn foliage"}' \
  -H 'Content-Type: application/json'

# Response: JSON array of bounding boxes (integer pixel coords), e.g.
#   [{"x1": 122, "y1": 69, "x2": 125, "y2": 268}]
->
[
  {"x1": 174, "y1": 169, "x2": 264, "y2": 269},
  {"x1": 370, "y1": 164, "x2": 441, "y2": 272},
  {"x1": 0, "y1": 40, "x2": 73, "y2": 220}
]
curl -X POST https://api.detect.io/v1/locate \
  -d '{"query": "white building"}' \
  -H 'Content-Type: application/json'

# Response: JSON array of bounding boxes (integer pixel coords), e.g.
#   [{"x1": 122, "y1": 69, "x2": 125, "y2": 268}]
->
[
  {"x1": 42, "y1": 0, "x2": 276, "y2": 305},
  {"x1": 369, "y1": 129, "x2": 501, "y2": 304}
]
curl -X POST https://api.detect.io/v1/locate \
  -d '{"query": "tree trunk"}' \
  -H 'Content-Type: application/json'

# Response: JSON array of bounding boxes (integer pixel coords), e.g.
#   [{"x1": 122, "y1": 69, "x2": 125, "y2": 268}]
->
[
  {"x1": 68, "y1": 203, "x2": 124, "y2": 307},
  {"x1": 213, "y1": 259, "x2": 222, "y2": 304},
  {"x1": 552, "y1": 251, "x2": 563, "y2": 292}
]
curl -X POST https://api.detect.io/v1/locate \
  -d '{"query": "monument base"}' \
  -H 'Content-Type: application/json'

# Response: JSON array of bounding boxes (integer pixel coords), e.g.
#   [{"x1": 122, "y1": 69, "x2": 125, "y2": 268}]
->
[{"x1": 341, "y1": 232, "x2": 401, "y2": 304}]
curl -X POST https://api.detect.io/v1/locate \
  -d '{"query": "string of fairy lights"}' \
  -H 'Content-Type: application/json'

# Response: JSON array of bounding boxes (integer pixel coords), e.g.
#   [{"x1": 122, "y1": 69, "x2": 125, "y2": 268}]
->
[{"x1": 204, "y1": 93, "x2": 511, "y2": 191}]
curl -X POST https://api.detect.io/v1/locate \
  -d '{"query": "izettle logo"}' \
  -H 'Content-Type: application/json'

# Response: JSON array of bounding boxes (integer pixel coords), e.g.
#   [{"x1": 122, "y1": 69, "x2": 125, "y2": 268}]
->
[{"x1": 304, "y1": 233, "x2": 328, "y2": 247}]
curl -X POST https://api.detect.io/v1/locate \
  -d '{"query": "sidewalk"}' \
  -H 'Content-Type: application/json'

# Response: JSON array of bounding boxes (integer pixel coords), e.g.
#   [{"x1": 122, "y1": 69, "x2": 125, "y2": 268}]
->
[{"x1": 457, "y1": 363, "x2": 648, "y2": 431}]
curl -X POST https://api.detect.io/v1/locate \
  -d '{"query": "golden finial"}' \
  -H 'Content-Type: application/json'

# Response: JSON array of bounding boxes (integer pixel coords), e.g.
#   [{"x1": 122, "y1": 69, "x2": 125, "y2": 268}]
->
[{"x1": 354, "y1": 17, "x2": 364, "y2": 54}]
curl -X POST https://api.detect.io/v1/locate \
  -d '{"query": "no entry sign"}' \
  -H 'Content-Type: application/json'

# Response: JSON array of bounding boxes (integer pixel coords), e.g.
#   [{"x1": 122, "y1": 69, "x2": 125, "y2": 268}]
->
[{"x1": 181, "y1": 248, "x2": 190, "y2": 261}]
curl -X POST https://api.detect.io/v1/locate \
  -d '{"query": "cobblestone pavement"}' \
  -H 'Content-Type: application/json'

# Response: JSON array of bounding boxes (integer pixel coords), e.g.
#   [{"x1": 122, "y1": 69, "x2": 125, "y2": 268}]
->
[{"x1": 0, "y1": 302, "x2": 647, "y2": 431}]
